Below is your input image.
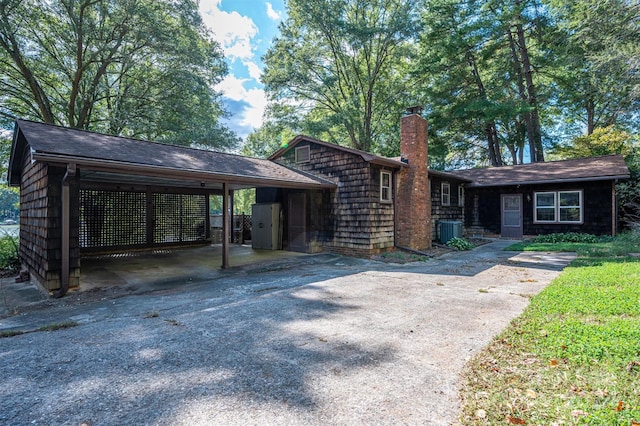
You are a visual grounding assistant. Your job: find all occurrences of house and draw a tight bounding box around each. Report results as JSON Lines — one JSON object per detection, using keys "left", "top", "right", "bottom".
{"left": 452, "top": 155, "right": 631, "bottom": 238}
{"left": 8, "top": 119, "right": 335, "bottom": 295}
{"left": 7, "top": 112, "right": 630, "bottom": 295}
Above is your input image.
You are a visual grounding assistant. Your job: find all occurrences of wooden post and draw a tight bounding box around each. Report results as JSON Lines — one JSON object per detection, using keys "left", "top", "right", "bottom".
{"left": 222, "top": 182, "right": 230, "bottom": 268}
{"left": 55, "top": 163, "right": 76, "bottom": 298}
{"left": 146, "top": 188, "right": 154, "bottom": 244}
{"left": 612, "top": 180, "right": 617, "bottom": 236}
{"left": 205, "top": 194, "right": 211, "bottom": 240}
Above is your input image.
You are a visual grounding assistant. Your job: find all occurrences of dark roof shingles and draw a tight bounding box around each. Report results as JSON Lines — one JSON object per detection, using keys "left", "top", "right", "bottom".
{"left": 452, "top": 155, "right": 630, "bottom": 187}
{"left": 16, "top": 120, "right": 335, "bottom": 187}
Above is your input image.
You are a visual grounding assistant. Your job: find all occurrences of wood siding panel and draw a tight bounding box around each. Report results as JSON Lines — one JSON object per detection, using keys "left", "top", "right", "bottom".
{"left": 466, "top": 181, "right": 616, "bottom": 236}
{"left": 19, "top": 158, "right": 80, "bottom": 291}
{"left": 430, "top": 176, "right": 465, "bottom": 241}
{"left": 272, "top": 141, "right": 395, "bottom": 254}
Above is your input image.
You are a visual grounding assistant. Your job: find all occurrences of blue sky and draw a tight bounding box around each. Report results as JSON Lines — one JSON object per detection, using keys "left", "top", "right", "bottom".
{"left": 198, "top": 0, "right": 286, "bottom": 140}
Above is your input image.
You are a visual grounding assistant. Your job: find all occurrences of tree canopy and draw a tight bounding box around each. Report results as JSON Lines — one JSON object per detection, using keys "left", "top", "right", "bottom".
{"left": 0, "top": 0, "right": 238, "bottom": 149}
{"left": 254, "top": 0, "right": 639, "bottom": 169}
{"left": 262, "top": 0, "right": 421, "bottom": 153}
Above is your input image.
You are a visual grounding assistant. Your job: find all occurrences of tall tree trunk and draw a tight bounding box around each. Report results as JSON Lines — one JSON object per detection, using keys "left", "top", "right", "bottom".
{"left": 507, "top": 27, "right": 536, "bottom": 163}
{"left": 586, "top": 98, "right": 595, "bottom": 135}
{"left": 514, "top": 2, "right": 544, "bottom": 162}
{"left": 0, "top": 5, "right": 55, "bottom": 124}
{"left": 467, "top": 51, "right": 503, "bottom": 166}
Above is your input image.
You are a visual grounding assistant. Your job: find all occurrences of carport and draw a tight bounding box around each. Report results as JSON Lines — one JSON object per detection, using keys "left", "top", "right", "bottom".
{"left": 8, "top": 120, "right": 335, "bottom": 296}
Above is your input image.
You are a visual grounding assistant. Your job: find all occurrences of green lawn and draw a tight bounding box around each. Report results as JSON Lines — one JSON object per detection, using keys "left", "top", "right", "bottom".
{"left": 459, "top": 233, "right": 640, "bottom": 425}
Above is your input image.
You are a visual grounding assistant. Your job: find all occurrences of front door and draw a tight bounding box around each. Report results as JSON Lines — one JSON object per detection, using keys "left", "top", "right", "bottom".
{"left": 501, "top": 194, "right": 523, "bottom": 238}
{"left": 288, "top": 192, "right": 307, "bottom": 252}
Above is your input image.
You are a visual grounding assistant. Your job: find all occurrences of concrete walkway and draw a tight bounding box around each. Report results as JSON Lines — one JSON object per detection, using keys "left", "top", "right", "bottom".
{"left": 0, "top": 241, "right": 575, "bottom": 425}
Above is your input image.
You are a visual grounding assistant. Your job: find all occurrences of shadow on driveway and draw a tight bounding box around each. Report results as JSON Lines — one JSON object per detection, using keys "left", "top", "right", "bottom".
{"left": 0, "top": 241, "right": 575, "bottom": 425}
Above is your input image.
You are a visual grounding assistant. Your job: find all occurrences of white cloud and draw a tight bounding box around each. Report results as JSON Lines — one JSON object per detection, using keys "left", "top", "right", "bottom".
{"left": 198, "top": 1, "right": 270, "bottom": 136}
{"left": 245, "top": 61, "right": 262, "bottom": 80}
{"left": 266, "top": 2, "right": 282, "bottom": 20}
{"left": 199, "top": 0, "right": 258, "bottom": 60}
{"left": 217, "top": 75, "right": 266, "bottom": 131}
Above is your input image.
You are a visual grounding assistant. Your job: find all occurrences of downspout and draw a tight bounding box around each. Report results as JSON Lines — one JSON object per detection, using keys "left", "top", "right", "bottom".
{"left": 393, "top": 169, "right": 398, "bottom": 248}
{"left": 53, "top": 163, "right": 76, "bottom": 298}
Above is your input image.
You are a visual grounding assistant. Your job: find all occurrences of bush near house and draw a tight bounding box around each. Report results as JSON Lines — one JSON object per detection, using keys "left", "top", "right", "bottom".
{"left": 459, "top": 232, "right": 640, "bottom": 425}
{"left": 0, "top": 235, "right": 19, "bottom": 272}
{"left": 446, "top": 237, "right": 475, "bottom": 251}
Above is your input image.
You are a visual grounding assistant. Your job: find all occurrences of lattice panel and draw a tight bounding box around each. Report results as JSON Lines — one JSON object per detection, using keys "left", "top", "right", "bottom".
{"left": 80, "top": 190, "right": 147, "bottom": 249}
{"left": 153, "top": 193, "right": 207, "bottom": 243}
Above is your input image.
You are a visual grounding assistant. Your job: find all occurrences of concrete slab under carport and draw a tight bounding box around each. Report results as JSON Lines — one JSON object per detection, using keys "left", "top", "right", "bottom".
{"left": 79, "top": 244, "right": 310, "bottom": 294}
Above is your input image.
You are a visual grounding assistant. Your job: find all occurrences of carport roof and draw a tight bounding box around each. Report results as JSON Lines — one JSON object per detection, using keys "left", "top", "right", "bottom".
{"left": 8, "top": 120, "right": 336, "bottom": 190}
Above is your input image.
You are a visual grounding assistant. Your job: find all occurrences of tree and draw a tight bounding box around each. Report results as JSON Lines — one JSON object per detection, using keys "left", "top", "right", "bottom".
{"left": 0, "top": 0, "right": 237, "bottom": 149}
{"left": 415, "top": 0, "right": 552, "bottom": 167}
{"left": 262, "top": 0, "right": 421, "bottom": 153}
{"left": 550, "top": 125, "right": 637, "bottom": 159}
{"left": 546, "top": 0, "right": 640, "bottom": 136}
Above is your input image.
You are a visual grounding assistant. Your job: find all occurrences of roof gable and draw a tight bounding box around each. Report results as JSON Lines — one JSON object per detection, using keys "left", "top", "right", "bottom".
{"left": 452, "top": 155, "right": 630, "bottom": 187}
{"left": 8, "top": 120, "right": 336, "bottom": 189}
{"left": 269, "top": 135, "right": 406, "bottom": 169}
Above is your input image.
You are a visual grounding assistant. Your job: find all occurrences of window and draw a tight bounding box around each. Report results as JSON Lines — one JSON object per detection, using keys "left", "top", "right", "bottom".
{"left": 534, "top": 190, "right": 582, "bottom": 223}
{"left": 441, "top": 182, "right": 450, "bottom": 206}
{"left": 458, "top": 185, "right": 464, "bottom": 207}
{"left": 380, "top": 171, "right": 392, "bottom": 203}
{"left": 295, "top": 145, "right": 310, "bottom": 163}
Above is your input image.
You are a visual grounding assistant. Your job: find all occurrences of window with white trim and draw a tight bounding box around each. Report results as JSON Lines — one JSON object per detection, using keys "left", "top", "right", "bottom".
{"left": 441, "top": 182, "right": 450, "bottom": 206}
{"left": 534, "top": 190, "right": 582, "bottom": 223}
{"left": 458, "top": 185, "right": 464, "bottom": 207}
{"left": 295, "top": 145, "right": 310, "bottom": 163}
{"left": 380, "top": 171, "right": 392, "bottom": 203}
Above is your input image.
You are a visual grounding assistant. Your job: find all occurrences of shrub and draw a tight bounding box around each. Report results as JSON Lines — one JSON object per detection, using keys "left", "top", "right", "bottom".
{"left": 447, "top": 237, "right": 475, "bottom": 251}
{"left": 0, "top": 235, "right": 19, "bottom": 271}
{"left": 532, "top": 232, "right": 599, "bottom": 244}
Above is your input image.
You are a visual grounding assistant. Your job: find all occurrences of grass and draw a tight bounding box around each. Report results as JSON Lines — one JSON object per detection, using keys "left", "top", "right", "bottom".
{"left": 460, "top": 233, "right": 640, "bottom": 425}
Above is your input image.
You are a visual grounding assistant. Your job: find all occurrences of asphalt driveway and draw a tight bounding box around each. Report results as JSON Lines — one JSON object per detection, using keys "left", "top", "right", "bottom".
{"left": 0, "top": 241, "right": 574, "bottom": 425}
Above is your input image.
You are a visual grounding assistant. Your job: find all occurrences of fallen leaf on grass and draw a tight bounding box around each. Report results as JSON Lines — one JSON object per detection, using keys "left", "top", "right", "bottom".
{"left": 630, "top": 421, "right": 639, "bottom": 426}
{"left": 615, "top": 401, "right": 625, "bottom": 412}
{"left": 525, "top": 389, "right": 537, "bottom": 399}
{"left": 549, "top": 359, "right": 559, "bottom": 367}
{"left": 506, "top": 415, "right": 526, "bottom": 424}
{"left": 475, "top": 409, "right": 487, "bottom": 419}
{"left": 571, "top": 409, "right": 589, "bottom": 418}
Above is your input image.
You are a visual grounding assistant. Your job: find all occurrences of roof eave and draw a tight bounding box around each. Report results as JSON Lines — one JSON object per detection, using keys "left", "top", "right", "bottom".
{"left": 466, "top": 174, "right": 631, "bottom": 188}
{"left": 32, "top": 152, "right": 337, "bottom": 190}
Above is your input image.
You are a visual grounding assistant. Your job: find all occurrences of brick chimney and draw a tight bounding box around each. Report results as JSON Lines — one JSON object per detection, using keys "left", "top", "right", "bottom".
{"left": 395, "top": 107, "right": 431, "bottom": 250}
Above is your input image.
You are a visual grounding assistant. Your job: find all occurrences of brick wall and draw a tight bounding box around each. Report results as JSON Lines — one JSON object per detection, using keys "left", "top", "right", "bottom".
{"left": 395, "top": 114, "right": 431, "bottom": 250}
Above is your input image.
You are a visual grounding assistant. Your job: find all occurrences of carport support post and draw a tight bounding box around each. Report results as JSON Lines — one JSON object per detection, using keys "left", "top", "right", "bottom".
{"left": 222, "top": 182, "right": 230, "bottom": 269}
{"left": 55, "top": 163, "right": 76, "bottom": 298}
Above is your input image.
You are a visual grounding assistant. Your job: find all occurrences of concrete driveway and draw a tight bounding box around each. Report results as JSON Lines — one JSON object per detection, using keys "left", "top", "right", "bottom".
{"left": 0, "top": 241, "right": 574, "bottom": 425}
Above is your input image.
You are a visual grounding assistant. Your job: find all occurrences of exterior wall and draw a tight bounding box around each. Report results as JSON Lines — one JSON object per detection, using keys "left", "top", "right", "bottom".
{"left": 270, "top": 140, "right": 395, "bottom": 255}
{"left": 19, "top": 156, "right": 80, "bottom": 291}
{"left": 465, "top": 180, "right": 616, "bottom": 236}
{"left": 395, "top": 114, "right": 431, "bottom": 250}
{"left": 430, "top": 176, "right": 465, "bottom": 241}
